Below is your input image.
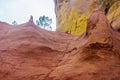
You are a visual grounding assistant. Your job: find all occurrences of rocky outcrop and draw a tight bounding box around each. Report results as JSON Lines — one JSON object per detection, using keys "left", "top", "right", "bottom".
{"left": 54, "top": 0, "right": 96, "bottom": 35}
{"left": 0, "top": 8, "right": 120, "bottom": 80}
{"left": 107, "top": 1, "right": 120, "bottom": 32}
{"left": 0, "top": 17, "right": 78, "bottom": 80}
{"left": 55, "top": 0, "right": 120, "bottom": 35}
{"left": 49, "top": 9, "right": 120, "bottom": 80}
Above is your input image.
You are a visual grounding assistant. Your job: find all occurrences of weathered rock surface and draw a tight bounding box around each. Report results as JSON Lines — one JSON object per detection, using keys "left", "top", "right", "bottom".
{"left": 0, "top": 17, "right": 78, "bottom": 80}
{"left": 54, "top": 0, "right": 96, "bottom": 35}
{"left": 107, "top": 1, "right": 120, "bottom": 32}
{"left": 55, "top": 0, "right": 120, "bottom": 35}
{"left": 0, "top": 9, "right": 120, "bottom": 80}
{"left": 49, "top": 9, "right": 120, "bottom": 80}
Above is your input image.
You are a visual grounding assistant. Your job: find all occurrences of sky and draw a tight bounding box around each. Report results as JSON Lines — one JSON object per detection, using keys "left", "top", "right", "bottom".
{"left": 0, "top": 0, "right": 56, "bottom": 30}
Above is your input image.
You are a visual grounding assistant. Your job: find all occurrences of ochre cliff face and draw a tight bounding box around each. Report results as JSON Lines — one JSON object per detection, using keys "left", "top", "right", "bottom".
{"left": 55, "top": 0, "right": 96, "bottom": 35}
{"left": 55, "top": 0, "right": 120, "bottom": 35}
{"left": 107, "top": 1, "right": 120, "bottom": 31}
{"left": 0, "top": 9, "right": 120, "bottom": 80}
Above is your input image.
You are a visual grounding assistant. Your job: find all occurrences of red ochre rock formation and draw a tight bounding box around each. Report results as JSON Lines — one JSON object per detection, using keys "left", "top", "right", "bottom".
{"left": 0, "top": 10, "right": 120, "bottom": 80}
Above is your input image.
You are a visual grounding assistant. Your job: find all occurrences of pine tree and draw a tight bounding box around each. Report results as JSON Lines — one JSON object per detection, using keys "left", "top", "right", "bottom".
{"left": 12, "top": 20, "right": 17, "bottom": 26}
{"left": 36, "top": 16, "right": 52, "bottom": 30}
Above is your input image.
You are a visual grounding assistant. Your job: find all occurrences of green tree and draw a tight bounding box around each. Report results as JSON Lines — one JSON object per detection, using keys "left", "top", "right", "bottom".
{"left": 12, "top": 20, "right": 17, "bottom": 26}
{"left": 36, "top": 16, "right": 52, "bottom": 30}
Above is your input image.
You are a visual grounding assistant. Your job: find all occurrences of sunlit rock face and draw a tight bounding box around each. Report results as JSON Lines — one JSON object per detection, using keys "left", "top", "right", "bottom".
{"left": 107, "top": 1, "right": 120, "bottom": 32}
{"left": 54, "top": 0, "right": 120, "bottom": 35}
{"left": 54, "top": 0, "right": 96, "bottom": 35}
{"left": 69, "top": 0, "right": 95, "bottom": 13}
